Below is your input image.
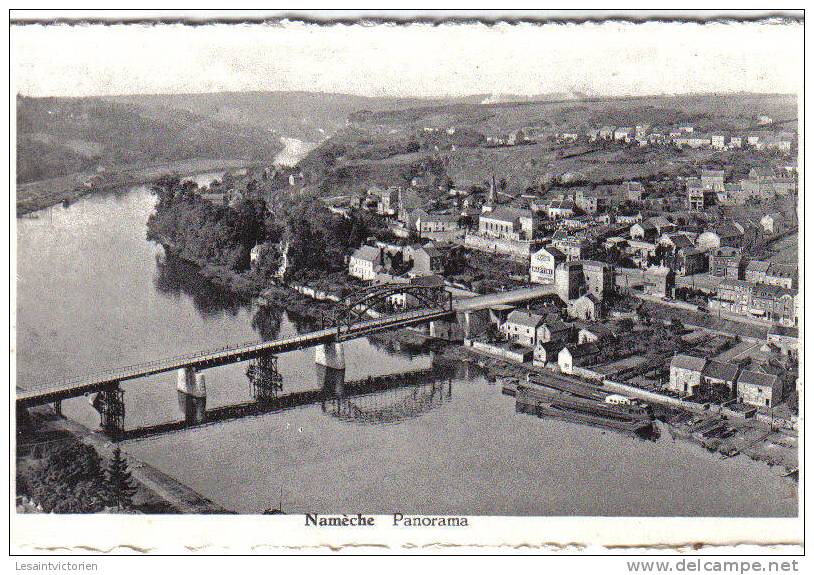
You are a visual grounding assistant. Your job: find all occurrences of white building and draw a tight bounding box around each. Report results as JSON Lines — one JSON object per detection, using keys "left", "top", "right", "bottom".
{"left": 530, "top": 246, "right": 565, "bottom": 284}
{"left": 348, "top": 246, "right": 383, "bottom": 281}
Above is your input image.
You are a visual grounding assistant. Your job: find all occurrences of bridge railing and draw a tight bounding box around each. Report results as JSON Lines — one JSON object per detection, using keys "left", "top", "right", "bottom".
{"left": 17, "top": 308, "right": 451, "bottom": 397}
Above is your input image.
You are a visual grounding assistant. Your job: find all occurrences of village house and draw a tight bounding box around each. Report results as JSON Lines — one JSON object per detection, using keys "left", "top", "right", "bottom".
{"left": 718, "top": 183, "right": 745, "bottom": 205}
{"left": 766, "top": 325, "right": 799, "bottom": 358}
{"left": 697, "top": 222, "right": 746, "bottom": 251}
{"left": 687, "top": 178, "right": 717, "bottom": 211}
{"left": 713, "top": 278, "right": 753, "bottom": 315}
{"left": 676, "top": 247, "right": 708, "bottom": 276}
{"left": 414, "top": 212, "right": 462, "bottom": 241}
{"left": 574, "top": 189, "right": 607, "bottom": 214}
{"left": 385, "top": 273, "right": 446, "bottom": 309}
{"left": 668, "top": 354, "right": 707, "bottom": 396}
{"left": 368, "top": 185, "right": 400, "bottom": 216}
{"left": 405, "top": 244, "right": 444, "bottom": 275}
{"left": 763, "top": 263, "right": 797, "bottom": 290}
{"left": 712, "top": 279, "right": 797, "bottom": 326}
{"left": 616, "top": 212, "right": 643, "bottom": 226}
{"left": 658, "top": 232, "right": 696, "bottom": 253}
{"left": 539, "top": 317, "right": 573, "bottom": 344}
{"left": 558, "top": 343, "right": 601, "bottom": 375}
{"left": 710, "top": 135, "right": 727, "bottom": 150}
{"left": 478, "top": 207, "right": 535, "bottom": 241}
{"left": 708, "top": 247, "right": 746, "bottom": 279}
{"left": 500, "top": 310, "right": 545, "bottom": 348}
{"left": 614, "top": 127, "right": 634, "bottom": 141}
{"left": 567, "top": 293, "right": 604, "bottom": 321}
{"left": 529, "top": 245, "right": 565, "bottom": 284}
{"left": 744, "top": 260, "right": 771, "bottom": 284}
{"left": 547, "top": 199, "right": 576, "bottom": 220}
{"left": 750, "top": 283, "right": 797, "bottom": 325}
{"left": 551, "top": 232, "right": 588, "bottom": 261}
{"left": 737, "top": 370, "right": 783, "bottom": 408}
{"left": 397, "top": 188, "right": 423, "bottom": 224}
{"left": 533, "top": 341, "right": 567, "bottom": 368}
{"left": 576, "top": 323, "right": 616, "bottom": 344}
{"left": 643, "top": 266, "right": 675, "bottom": 297}
{"left": 348, "top": 245, "right": 383, "bottom": 281}
{"left": 701, "top": 361, "right": 740, "bottom": 396}
{"left": 598, "top": 126, "right": 617, "bottom": 140}
{"left": 700, "top": 169, "right": 726, "bottom": 192}
{"left": 623, "top": 181, "right": 645, "bottom": 202}
{"left": 630, "top": 220, "right": 658, "bottom": 241}
{"left": 760, "top": 212, "right": 788, "bottom": 236}
{"left": 673, "top": 133, "right": 712, "bottom": 148}
{"left": 740, "top": 170, "right": 797, "bottom": 201}
{"left": 624, "top": 239, "right": 658, "bottom": 269}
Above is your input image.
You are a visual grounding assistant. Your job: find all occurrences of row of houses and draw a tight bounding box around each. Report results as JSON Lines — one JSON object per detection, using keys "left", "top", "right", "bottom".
{"left": 688, "top": 167, "right": 797, "bottom": 209}
{"left": 710, "top": 278, "right": 798, "bottom": 326}
{"left": 668, "top": 354, "right": 786, "bottom": 408}
{"left": 348, "top": 242, "right": 445, "bottom": 281}
{"left": 570, "top": 123, "right": 795, "bottom": 154}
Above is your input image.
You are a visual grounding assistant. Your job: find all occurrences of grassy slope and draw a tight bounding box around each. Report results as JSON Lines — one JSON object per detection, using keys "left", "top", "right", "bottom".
{"left": 299, "top": 93, "right": 797, "bottom": 196}
{"left": 16, "top": 96, "right": 284, "bottom": 184}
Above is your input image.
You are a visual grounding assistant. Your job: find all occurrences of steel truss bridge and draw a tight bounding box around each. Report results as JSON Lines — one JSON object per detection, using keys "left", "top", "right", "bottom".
{"left": 17, "top": 284, "right": 454, "bottom": 409}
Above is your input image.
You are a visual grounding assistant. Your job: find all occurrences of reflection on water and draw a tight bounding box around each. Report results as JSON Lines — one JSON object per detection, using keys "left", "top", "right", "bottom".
{"left": 124, "top": 363, "right": 455, "bottom": 441}
{"left": 17, "top": 182, "right": 798, "bottom": 517}
{"left": 153, "top": 252, "right": 249, "bottom": 318}
{"left": 324, "top": 379, "right": 453, "bottom": 426}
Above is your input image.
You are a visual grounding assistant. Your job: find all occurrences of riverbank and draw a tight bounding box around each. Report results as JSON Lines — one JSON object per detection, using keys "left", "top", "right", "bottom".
{"left": 442, "top": 342, "right": 798, "bottom": 476}
{"left": 17, "top": 407, "right": 229, "bottom": 514}
{"left": 16, "top": 158, "right": 259, "bottom": 216}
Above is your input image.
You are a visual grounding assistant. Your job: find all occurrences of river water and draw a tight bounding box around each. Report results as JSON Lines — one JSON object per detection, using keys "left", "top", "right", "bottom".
{"left": 15, "top": 176, "right": 797, "bottom": 516}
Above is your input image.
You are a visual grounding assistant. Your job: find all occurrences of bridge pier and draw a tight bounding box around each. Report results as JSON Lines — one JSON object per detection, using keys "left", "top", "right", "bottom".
{"left": 177, "top": 367, "right": 207, "bottom": 424}
{"left": 315, "top": 341, "right": 345, "bottom": 370}
{"left": 247, "top": 355, "right": 283, "bottom": 402}
{"left": 90, "top": 385, "right": 125, "bottom": 438}
{"left": 177, "top": 391, "right": 206, "bottom": 424}
{"left": 177, "top": 367, "right": 207, "bottom": 398}
{"left": 315, "top": 342, "right": 345, "bottom": 397}
{"left": 53, "top": 400, "right": 62, "bottom": 417}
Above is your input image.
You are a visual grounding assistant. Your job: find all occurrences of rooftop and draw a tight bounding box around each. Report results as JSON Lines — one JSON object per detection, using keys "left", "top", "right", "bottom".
{"left": 702, "top": 360, "right": 740, "bottom": 382}
{"left": 505, "top": 310, "right": 545, "bottom": 329}
{"left": 738, "top": 370, "right": 780, "bottom": 388}
{"left": 351, "top": 245, "right": 382, "bottom": 263}
{"left": 671, "top": 354, "right": 707, "bottom": 372}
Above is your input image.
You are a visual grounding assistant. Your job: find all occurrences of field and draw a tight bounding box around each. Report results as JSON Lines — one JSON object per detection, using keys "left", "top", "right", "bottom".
{"left": 299, "top": 92, "right": 797, "bottom": 198}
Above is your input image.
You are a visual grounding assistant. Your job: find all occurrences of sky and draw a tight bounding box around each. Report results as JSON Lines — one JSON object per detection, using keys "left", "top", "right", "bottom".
{"left": 11, "top": 19, "right": 803, "bottom": 98}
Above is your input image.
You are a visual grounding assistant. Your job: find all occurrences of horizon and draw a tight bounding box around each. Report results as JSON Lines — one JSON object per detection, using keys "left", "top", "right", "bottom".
{"left": 11, "top": 20, "right": 803, "bottom": 99}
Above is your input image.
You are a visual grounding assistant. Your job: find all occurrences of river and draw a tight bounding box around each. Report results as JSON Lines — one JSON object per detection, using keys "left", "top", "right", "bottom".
{"left": 15, "top": 177, "right": 797, "bottom": 517}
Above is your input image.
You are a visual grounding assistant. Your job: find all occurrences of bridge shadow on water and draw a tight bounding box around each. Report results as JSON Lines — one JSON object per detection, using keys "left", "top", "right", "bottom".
{"left": 119, "top": 363, "right": 461, "bottom": 442}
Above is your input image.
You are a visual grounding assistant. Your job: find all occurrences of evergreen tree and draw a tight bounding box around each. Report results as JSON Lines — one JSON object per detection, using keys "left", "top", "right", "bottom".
{"left": 107, "top": 447, "right": 136, "bottom": 511}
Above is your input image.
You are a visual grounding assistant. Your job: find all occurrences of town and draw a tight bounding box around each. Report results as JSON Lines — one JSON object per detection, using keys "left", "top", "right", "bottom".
{"left": 219, "top": 110, "right": 799, "bottom": 464}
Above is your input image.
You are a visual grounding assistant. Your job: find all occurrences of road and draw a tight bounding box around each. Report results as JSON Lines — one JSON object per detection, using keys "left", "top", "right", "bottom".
{"left": 453, "top": 285, "right": 557, "bottom": 310}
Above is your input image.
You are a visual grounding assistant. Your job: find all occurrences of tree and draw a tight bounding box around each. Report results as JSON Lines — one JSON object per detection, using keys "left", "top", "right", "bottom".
{"left": 107, "top": 447, "right": 137, "bottom": 511}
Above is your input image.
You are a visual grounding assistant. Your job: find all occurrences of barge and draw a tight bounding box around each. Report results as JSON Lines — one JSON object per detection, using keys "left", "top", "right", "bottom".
{"left": 514, "top": 385, "right": 654, "bottom": 436}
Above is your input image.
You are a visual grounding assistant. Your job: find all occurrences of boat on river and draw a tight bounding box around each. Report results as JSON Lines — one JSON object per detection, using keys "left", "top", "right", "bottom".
{"left": 514, "top": 385, "right": 654, "bottom": 436}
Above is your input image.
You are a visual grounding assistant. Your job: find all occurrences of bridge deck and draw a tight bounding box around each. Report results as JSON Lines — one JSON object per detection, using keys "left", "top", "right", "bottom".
{"left": 17, "top": 285, "right": 557, "bottom": 408}
{"left": 17, "top": 307, "right": 455, "bottom": 407}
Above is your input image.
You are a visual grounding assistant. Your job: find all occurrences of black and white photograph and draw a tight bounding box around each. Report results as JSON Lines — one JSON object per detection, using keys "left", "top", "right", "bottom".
{"left": 8, "top": 9, "right": 804, "bottom": 556}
